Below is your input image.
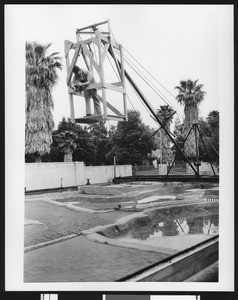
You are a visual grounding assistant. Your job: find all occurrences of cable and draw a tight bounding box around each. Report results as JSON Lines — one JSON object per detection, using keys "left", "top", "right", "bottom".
{"left": 103, "top": 44, "right": 138, "bottom": 114}
{"left": 129, "top": 80, "right": 159, "bottom": 128}
{"left": 119, "top": 55, "right": 160, "bottom": 113}
{"left": 100, "top": 35, "right": 146, "bottom": 118}
{"left": 104, "top": 45, "right": 121, "bottom": 81}
{"left": 110, "top": 27, "right": 163, "bottom": 116}
{"left": 123, "top": 48, "right": 185, "bottom": 117}
{"left": 114, "top": 48, "right": 185, "bottom": 120}
{"left": 124, "top": 47, "right": 177, "bottom": 99}
{"left": 99, "top": 25, "right": 219, "bottom": 155}
{"left": 123, "top": 53, "right": 172, "bottom": 104}
{"left": 126, "top": 94, "right": 137, "bottom": 112}
{"left": 99, "top": 25, "right": 184, "bottom": 124}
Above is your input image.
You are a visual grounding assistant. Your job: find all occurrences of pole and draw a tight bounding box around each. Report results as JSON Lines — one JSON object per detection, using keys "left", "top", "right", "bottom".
{"left": 122, "top": 66, "right": 199, "bottom": 176}
{"left": 166, "top": 157, "right": 176, "bottom": 176}
{"left": 107, "top": 47, "right": 199, "bottom": 176}
{"left": 119, "top": 44, "right": 128, "bottom": 120}
{"left": 194, "top": 123, "right": 200, "bottom": 175}
{"left": 160, "top": 130, "right": 163, "bottom": 164}
{"left": 114, "top": 156, "right": 116, "bottom": 178}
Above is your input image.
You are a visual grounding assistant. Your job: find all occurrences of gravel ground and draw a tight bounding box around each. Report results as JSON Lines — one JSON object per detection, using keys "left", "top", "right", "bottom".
{"left": 24, "top": 201, "right": 133, "bottom": 247}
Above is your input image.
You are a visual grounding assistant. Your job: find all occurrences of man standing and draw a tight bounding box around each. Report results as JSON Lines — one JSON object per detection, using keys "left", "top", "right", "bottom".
{"left": 71, "top": 65, "right": 101, "bottom": 116}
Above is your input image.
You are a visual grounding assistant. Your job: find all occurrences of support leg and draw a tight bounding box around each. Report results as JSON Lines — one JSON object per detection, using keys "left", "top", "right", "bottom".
{"left": 69, "top": 94, "right": 75, "bottom": 122}
{"left": 84, "top": 90, "right": 92, "bottom": 115}
{"left": 91, "top": 89, "right": 102, "bottom": 115}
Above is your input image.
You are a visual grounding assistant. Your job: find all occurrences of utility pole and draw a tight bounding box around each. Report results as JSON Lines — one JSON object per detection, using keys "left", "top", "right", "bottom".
{"left": 114, "top": 155, "right": 116, "bottom": 178}
{"left": 160, "top": 130, "right": 163, "bottom": 164}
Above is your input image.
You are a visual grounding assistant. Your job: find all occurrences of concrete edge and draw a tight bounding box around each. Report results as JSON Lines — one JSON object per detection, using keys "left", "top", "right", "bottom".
{"left": 41, "top": 199, "right": 115, "bottom": 214}
{"left": 86, "top": 232, "right": 176, "bottom": 255}
{"left": 81, "top": 200, "right": 219, "bottom": 235}
{"left": 124, "top": 237, "right": 219, "bottom": 282}
{"left": 81, "top": 211, "right": 146, "bottom": 235}
{"left": 184, "top": 260, "right": 219, "bottom": 282}
{"left": 135, "top": 198, "right": 202, "bottom": 210}
{"left": 24, "top": 234, "right": 79, "bottom": 253}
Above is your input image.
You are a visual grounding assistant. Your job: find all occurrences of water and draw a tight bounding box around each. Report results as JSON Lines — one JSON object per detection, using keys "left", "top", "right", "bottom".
{"left": 116, "top": 214, "right": 219, "bottom": 242}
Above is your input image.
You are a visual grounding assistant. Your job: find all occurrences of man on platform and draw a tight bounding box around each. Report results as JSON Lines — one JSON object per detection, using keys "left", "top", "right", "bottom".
{"left": 72, "top": 65, "right": 101, "bottom": 116}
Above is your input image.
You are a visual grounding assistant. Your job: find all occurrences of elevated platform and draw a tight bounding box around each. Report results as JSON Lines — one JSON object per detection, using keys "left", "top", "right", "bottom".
{"left": 75, "top": 114, "right": 126, "bottom": 124}
{"left": 75, "top": 115, "right": 102, "bottom": 124}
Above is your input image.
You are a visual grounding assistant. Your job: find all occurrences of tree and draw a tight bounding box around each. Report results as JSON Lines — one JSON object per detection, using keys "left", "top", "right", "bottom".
{"left": 106, "top": 110, "right": 156, "bottom": 165}
{"left": 175, "top": 79, "right": 206, "bottom": 159}
{"left": 156, "top": 105, "right": 175, "bottom": 164}
{"left": 52, "top": 118, "right": 97, "bottom": 165}
{"left": 199, "top": 110, "right": 219, "bottom": 163}
{"left": 54, "top": 130, "right": 78, "bottom": 162}
{"left": 25, "top": 42, "right": 62, "bottom": 162}
{"left": 207, "top": 110, "right": 219, "bottom": 131}
{"left": 172, "top": 117, "right": 185, "bottom": 162}
{"left": 88, "top": 122, "right": 109, "bottom": 165}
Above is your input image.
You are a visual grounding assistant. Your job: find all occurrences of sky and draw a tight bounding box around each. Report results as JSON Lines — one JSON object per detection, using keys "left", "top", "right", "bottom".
{"left": 6, "top": 4, "right": 232, "bottom": 130}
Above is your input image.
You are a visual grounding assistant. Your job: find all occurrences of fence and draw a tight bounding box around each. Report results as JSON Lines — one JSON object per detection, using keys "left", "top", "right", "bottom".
{"left": 186, "top": 162, "right": 219, "bottom": 176}
{"left": 25, "top": 162, "right": 132, "bottom": 192}
{"left": 133, "top": 164, "right": 168, "bottom": 176}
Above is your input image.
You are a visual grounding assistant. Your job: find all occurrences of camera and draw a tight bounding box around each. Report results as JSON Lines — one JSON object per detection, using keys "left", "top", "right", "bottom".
{"left": 73, "top": 84, "right": 83, "bottom": 92}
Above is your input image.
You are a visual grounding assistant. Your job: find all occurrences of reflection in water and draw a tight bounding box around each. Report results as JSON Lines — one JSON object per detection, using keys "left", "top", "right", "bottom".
{"left": 128, "top": 215, "right": 218, "bottom": 240}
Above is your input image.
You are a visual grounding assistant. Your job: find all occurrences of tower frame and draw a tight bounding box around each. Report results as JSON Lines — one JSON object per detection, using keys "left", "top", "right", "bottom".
{"left": 64, "top": 20, "right": 128, "bottom": 124}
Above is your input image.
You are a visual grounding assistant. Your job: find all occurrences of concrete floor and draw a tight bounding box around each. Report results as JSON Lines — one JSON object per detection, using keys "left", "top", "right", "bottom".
{"left": 24, "top": 184, "right": 219, "bottom": 282}
{"left": 24, "top": 235, "right": 169, "bottom": 282}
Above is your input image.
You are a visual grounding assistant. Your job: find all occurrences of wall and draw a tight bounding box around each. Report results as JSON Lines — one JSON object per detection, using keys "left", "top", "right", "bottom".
{"left": 25, "top": 162, "right": 132, "bottom": 191}
{"left": 158, "top": 164, "right": 167, "bottom": 175}
{"left": 186, "top": 162, "right": 219, "bottom": 176}
{"left": 84, "top": 165, "right": 131, "bottom": 184}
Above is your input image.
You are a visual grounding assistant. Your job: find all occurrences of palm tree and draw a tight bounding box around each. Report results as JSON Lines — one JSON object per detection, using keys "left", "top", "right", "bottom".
{"left": 25, "top": 42, "right": 62, "bottom": 162}
{"left": 156, "top": 105, "right": 175, "bottom": 164}
{"left": 54, "top": 130, "right": 78, "bottom": 162}
{"left": 175, "top": 79, "right": 206, "bottom": 159}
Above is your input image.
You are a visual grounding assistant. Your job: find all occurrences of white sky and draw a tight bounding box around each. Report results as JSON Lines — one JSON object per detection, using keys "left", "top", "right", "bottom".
{"left": 7, "top": 4, "right": 231, "bottom": 129}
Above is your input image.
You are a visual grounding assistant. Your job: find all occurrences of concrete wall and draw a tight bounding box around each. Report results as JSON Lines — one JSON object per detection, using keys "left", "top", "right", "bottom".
{"left": 158, "top": 164, "right": 167, "bottom": 175}
{"left": 25, "top": 162, "right": 132, "bottom": 191}
{"left": 186, "top": 162, "right": 219, "bottom": 176}
{"left": 84, "top": 165, "right": 132, "bottom": 185}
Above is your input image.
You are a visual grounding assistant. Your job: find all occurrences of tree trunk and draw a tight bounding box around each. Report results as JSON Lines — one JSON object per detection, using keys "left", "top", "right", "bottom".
{"left": 64, "top": 152, "right": 73, "bottom": 162}
{"left": 183, "top": 105, "right": 199, "bottom": 160}
{"left": 161, "top": 126, "right": 173, "bottom": 164}
{"left": 34, "top": 152, "right": 42, "bottom": 163}
{"left": 184, "top": 132, "right": 197, "bottom": 159}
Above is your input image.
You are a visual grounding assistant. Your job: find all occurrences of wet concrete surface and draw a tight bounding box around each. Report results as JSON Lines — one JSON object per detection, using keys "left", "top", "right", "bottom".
{"left": 24, "top": 235, "right": 169, "bottom": 282}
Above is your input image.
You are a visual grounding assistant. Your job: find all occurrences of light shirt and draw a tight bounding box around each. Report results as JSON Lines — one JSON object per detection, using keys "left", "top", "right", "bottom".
{"left": 72, "top": 69, "right": 95, "bottom": 86}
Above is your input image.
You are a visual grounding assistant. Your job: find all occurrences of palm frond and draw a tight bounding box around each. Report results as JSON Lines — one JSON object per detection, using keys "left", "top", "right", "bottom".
{"left": 25, "top": 41, "right": 62, "bottom": 157}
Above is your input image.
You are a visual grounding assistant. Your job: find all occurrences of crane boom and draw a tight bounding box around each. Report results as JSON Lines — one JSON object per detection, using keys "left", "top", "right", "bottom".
{"left": 124, "top": 69, "right": 199, "bottom": 176}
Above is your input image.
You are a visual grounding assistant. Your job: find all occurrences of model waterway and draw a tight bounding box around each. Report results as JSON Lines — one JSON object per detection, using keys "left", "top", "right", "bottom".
{"left": 115, "top": 214, "right": 218, "bottom": 243}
